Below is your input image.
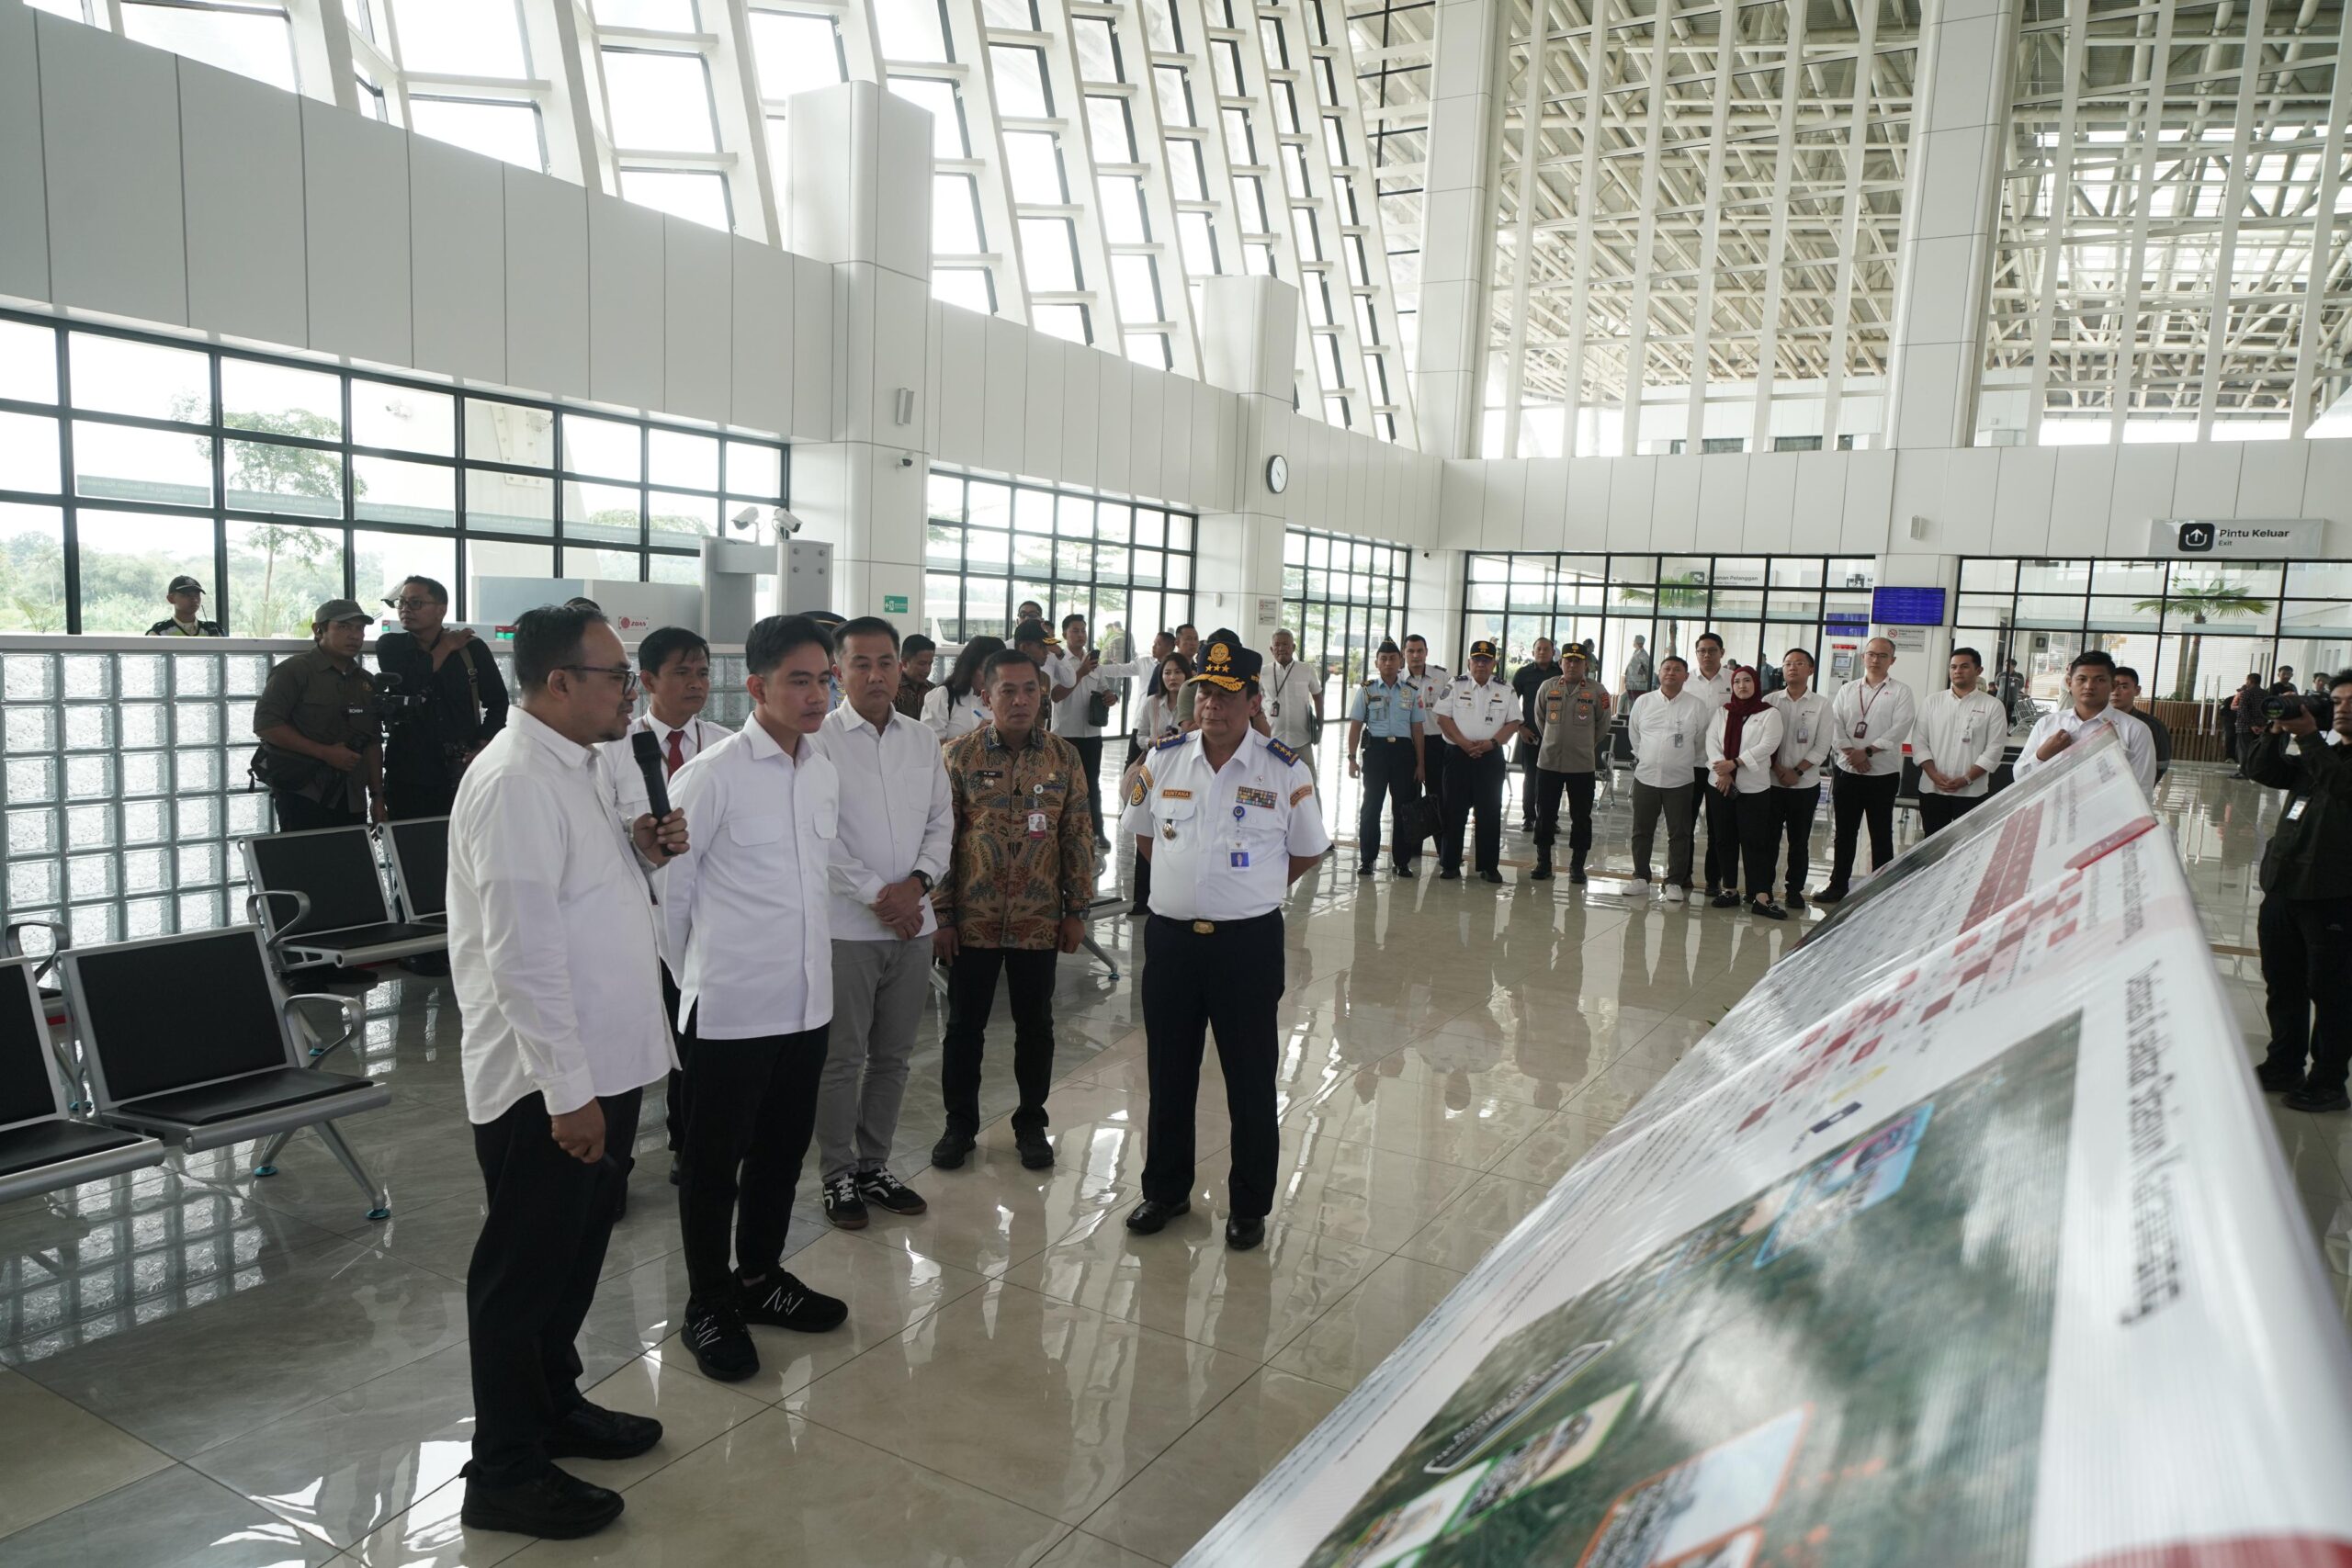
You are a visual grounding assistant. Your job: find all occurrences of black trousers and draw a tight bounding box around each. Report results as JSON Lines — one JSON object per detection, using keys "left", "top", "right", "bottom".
{"left": 1916, "top": 791, "right": 1985, "bottom": 837}
{"left": 272, "top": 791, "right": 364, "bottom": 832}
{"left": 469, "top": 1086, "right": 643, "bottom": 1484}
{"left": 385, "top": 740, "right": 458, "bottom": 819}
{"left": 1357, "top": 739, "right": 1419, "bottom": 870}
{"left": 1827, "top": 769, "right": 1900, "bottom": 891}
{"left": 1141, "top": 911, "right": 1283, "bottom": 1217}
{"left": 1733, "top": 789, "right": 1779, "bottom": 896}
{"left": 1771, "top": 784, "right": 1820, "bottom": 896}
{"left": 1532, "top": 769, "right": 1596, "bottom": 860}
{"left": 676, "top": 1018, "right": 826, "bottom": 1303}
{"left": 1518, "top": 739, "right": 1541, "bottom": 824}
{"left": 941, "top": 944, "right": 1059, "bottom": 1135}
{"left": 1442, "top": 744, "right": 1507, "bottom": 873}
{"left": 1694, "top": 768, "right": 1739, "bottom": 892}
{"left": 660, "top": 968, "right": 686, "bottom": 1153}
{"left": 1419, "top": 736, "right": 1452, "bottom": 858}
{"left": 1069, "top": 737, "right": 1105, "bottom": 834}
{"left": 2261, "top": 895, "right": 2352, "bottom": 1095}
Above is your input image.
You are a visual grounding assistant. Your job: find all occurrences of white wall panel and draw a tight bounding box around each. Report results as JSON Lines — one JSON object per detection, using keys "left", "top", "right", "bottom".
{"left": 1756, "top": 453, "right": 1809, "bottom": 555}
{"left": 1693, "top": 456, "right": 1748, "bottom": 553}
{"left": 2043, "top": 446, "right": 2118, "bottom": 554}
{"left": 1566, "top": 457, "right": 1609, "bottom": 548}
{"left": 0, "top": 2, "right": 47, "bottom": 303}
{"left": 1157, "top": 370, "right": 1193, "bottom": 507}
{"left": 406, "top": 135, "right": 503, "bottom": 387}
{"left": 1190, "top": 378, "right": 1224, "bottom": 508}
{"left": 1438, "top": 459, "right": 1483, "bottom": 550}
{"left": 585, "top": 194, "right": 664, "bottom": 411}
{"left": 1989, "top": 446, "right": 2057, "bottom": 556}
{"left": 2303, "top": 441, "right": 2352, "bottom": 532}
{"left": 1840, "top": 451, "right": 1898, "bottom": 556}
{"left": 1650, "top": 456, "right": 1702, "bottom": 552}
{"left": 2104, "top": 444, "right": 2178, "bottom": 552}
{"left": 1888, "top": 449, "right": 1951, "bottom": 551}
{"left": 1605, "top": 457, "right": 1656, "bottom": 552}
{"left": 1058, "top": 341, "right": 1098, "bottom": 493}
{"left": 1094, "top": 354, "right": 1132, "bottom": 495}
{"left": 1524, "top": 458, "right": 1568, "bottom": 552}
{"left": 789, "top": 253, "right": 834, "bottom": 443}
{"left": 1479, "top": 458, "right": 1525, "bottom": 550}
{"left": 730, "top": 236, "right": 794, "bottom": 436}
{"left": 2235, "top": 444, "right": 2309, "bottom": 520}
{"left": 2171, "top": 443, "right": 2245, "bottom": 520}
{"left": 1023, "top": 328, "right": 1065, "bottom": 481}
{"left": 980, "top": 315, "right": 1027, "bottom": 478}
{"left": 1127, "top": 365, "right": 1164, "bottom": 502}
{"left": 302, "top": 101, "right": 411, "bottom": 367}
{"left": 663, "top": 216, "right": 733, "bottom": 425}
{"left": 40, "top": 13, "right": 185, "bottom": 325}
{"left": 503, "top": 170, "right": 589, "bottom": 401}
{"left": 934, "top": 304, "right": 987, "bottom": 467}
{"left": 870, "top": 267, "right": 930, "bottom": 451}
{"left": 923, "top": 299, "right": 943, "bottom": 449}
{"left": 179, "top": 62, "right": 307, "bottom": 352}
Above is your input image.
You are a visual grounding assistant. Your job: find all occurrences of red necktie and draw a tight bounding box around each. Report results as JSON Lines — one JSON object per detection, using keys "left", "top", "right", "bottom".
{"left": 665, "top": 728, "right": 684, "bottom": 778}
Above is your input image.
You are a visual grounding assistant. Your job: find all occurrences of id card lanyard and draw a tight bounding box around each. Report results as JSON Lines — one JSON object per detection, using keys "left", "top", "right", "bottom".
{"left": 1230, "top": 803, "right": 1250, "bottom": 868}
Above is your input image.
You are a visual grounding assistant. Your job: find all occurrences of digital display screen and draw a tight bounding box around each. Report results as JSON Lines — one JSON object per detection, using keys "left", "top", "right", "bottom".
{"left": 1871, "top": 586, "right": 1948, "bottom": 626}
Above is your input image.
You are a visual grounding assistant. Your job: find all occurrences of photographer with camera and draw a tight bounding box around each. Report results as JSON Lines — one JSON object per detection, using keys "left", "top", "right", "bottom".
{"left": 2245, "top": 671, "right": 2352, "bottom": 1113}
{"left": 251, "top": 599, "right": 386, "bottom": 830}
{"left": 373, "top": 575, "right": 511, "bottom": 820}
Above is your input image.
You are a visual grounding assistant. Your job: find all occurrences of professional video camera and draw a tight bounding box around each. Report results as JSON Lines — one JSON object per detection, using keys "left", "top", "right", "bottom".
{"left": 372, "top": 671, "right": 428, "bottom": 721}
{"left": 2261, "top": 690, "right": 2323, "bottom": 727}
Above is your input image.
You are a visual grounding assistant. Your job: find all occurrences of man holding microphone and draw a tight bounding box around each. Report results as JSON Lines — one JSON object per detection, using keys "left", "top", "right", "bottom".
{"left": 448, "top": 604, "right": 686, "bottom": 1540}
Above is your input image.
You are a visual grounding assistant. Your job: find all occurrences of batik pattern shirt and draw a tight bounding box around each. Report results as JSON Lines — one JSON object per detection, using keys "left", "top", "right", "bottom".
{"left": 935, "top": 726, "right": 1097, "bottom": 949}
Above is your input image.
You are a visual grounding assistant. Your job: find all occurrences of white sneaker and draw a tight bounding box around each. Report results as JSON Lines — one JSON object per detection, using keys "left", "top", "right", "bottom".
{"left": 1662, "top": 885, "right": 1687, "bottom": 905}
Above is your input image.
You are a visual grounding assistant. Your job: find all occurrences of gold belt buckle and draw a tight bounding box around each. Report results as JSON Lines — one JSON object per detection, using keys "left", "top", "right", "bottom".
{"left": 1191, "top": 919, "right": 1216, "bottom": 935}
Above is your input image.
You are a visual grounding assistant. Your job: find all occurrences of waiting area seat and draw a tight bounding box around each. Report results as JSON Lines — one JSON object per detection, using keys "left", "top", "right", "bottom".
{"left": 241, "top": 824, "right": 447, "bottom": 970}
{"left": 60, "top": 927, "right": 393, "bottom": 1221}
{"left": 381, "top": 816, "right": 450, "bottom": 926}
{"left": 0, "top": 955, "right": 165, "bottom": 1206}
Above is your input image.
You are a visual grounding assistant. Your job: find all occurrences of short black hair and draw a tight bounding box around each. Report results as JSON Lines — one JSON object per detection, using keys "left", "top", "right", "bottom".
{"left": 1785, "top": 647, "right": 1815, "bottom": 665}
{"left": 1951, "top": 646, "right": 1983, "bottom": 668}
{"left": 514, "top": 604, "right": 607, "bottom": 692}
{"left": 1695, "top": 630, "right": 1724, "bottom": 652}
{"left": 746, "top": 614, "right": 833, "bottom": 678}
{"left": 2331, "top": 670, "right": 2352, "bottom": 690}
{"left": 1404, "top": 632, "right": 1427, "bottom": 646}
{"left": 1660, "top": 655, "right": 1689, "bottom": 672}
{"left": 982, "top": 648, "right": 1042, "bottom": 688}
{"left": 400, "top": 574, "right": 449, "bottom": 605}
{"left": 1176, "top": 622, "right": 1198, "bottom": 637}
{"left": 2067, "top": 649, "right": 2116, "bottom": 676}
{"left": 903, "top": 633, "right": 936, "bottom": 657}
{"left": 637, "top": 625, "right": 709, "bottom": 677}
{"left": 1061, "top": 613, "right": 1086, "bottom": 632}
{"left": 835, "top": 615, "right": 899, "bottom": 652}
{"left": 2112, "top": 664, "right": 2140, "bottom": 683}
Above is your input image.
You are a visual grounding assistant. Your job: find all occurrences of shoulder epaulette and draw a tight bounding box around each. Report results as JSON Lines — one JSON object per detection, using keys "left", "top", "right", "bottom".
{"left": 1153, "top": 732, "right": 1189, "bottom": 752}
{"left": 1451, "top": 672, "right": 1472, "bottom": 683}
{"left": 1266, "top": 736, "right": 1303, "bottom": 766}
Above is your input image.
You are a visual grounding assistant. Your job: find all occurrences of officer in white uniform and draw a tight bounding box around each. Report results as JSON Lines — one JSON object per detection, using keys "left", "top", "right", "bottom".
{"left": 1119, "top": 630, "right": 1330, "bottom": 1252}
{"left": 1682, "top": 632, "right": 1736, "bottom": 897}
{"left": 1402, "top": 634, "right": 1451, "bottom": 869}
{"left": 1433, "top": 638, "right": 1524, "bottom": 883}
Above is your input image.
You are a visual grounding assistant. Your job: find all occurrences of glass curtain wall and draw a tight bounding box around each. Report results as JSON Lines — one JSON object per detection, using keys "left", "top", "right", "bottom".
{"left": 0, "top": 312, "right": 787, "bottom": 635}
{"left": 1348, "top": 0, "right": 1434, "bottom": 378}
{"left": 1281, "top": 525, "right": 1411, "bottom": 732}
{"left": 1461, "top": 552, "right": 1880, "bottom": 687}
{"left": 1956, "top": 558, "right": 2352, "bottom": 705}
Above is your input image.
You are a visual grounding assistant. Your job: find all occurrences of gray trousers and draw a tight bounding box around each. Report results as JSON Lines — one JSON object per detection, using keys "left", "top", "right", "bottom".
{"left": 815, "top": 937, "right": 932, "bottom": 1182}
{"left": 1630, "top": 780, "right": 1696, "bottom": 887}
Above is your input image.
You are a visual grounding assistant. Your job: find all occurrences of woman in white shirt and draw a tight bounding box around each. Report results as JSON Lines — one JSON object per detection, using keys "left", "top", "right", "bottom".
{"left": 922, "top": 637, "right": 1001, "bottom": 742}
{"left": 1705, "top": 667, "right": 1789, "bottom": 919}
{"left": 1117, "top": 651, "right": 1193, "bottom": 918}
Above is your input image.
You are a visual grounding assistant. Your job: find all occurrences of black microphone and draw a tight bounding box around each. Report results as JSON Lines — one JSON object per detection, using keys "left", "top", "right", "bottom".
{"left": 630, "top": 729, "right": 673, "bottom": 823}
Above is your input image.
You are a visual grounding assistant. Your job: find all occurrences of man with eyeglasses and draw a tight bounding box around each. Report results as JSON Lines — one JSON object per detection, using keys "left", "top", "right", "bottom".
{"left": 374, "top": 575, "right": 511, "bottom": 821}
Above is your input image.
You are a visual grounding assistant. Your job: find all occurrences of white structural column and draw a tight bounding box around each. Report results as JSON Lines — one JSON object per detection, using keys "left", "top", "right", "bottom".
{"left": 1883, "top": 0, "right": 2015, "bottom": 450}
{"left": 1198, "top": 274, "right": 1303, "bottom": 649}
{"left": 785, "top": 82, "right": 935, "bottom": 621}
{"left": 1412, "top": 0, "right": 1499, "bottom": 458}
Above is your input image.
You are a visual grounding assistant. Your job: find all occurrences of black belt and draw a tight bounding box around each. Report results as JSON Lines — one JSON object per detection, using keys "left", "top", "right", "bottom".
{"left": 1364, "top": 735, "right": 1412, "bottom": 744}
{"left": 1150, "top": 911, "right": 1280, "bottom": 936}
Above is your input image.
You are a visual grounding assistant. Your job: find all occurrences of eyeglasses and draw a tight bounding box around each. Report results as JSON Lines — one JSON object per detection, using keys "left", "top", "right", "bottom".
{"left": 560, "top": 664, "right": 641, "bottom": 694}
{"left": 386, "top": 597, "right": 442, "bottom": 612}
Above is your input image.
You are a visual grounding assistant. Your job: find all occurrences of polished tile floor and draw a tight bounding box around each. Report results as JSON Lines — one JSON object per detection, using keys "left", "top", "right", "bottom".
{"left": 0, "top": 759, "right": 2339, "bottom": 1566}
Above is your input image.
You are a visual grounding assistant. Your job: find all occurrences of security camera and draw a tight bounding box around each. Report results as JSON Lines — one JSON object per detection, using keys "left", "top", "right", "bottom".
{"left": 775, "top": 507, "right": 806, "bottom": 537}
{"left": 898, "top": 455, "right": 916, "bottom": 468}
{"left": 729, "top": 505, "right": 760, "bottom": 533}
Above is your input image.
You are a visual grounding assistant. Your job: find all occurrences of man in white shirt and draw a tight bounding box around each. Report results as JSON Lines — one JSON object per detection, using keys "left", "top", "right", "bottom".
{"left": 600, "top": 625, "right": 718, "bottom": 1181}
{"left": 448, "top": 604, "right": 687, "bottom": 1540}
{"left": 1914, "top": 646, "right": 2011, "bottom": 836}
{"left": 1403, "top": 633, "right": 1452, "bottom": 867}
{"left": 1683, "top": 632, "right": 1736, "bottom": 897}
{"left": 2013, "top": 649, "right": 2158, "bottom": 794}
{"left": 1262, "top": 628, "right": 1324, "bottom": 784}
{"left": 1625, "top": 656, "right": 1713, "bottom": 901}
{"left": 1435, "top": 639, "right": 1525, "bottom": 883}
{"left": 1763, "top": 648, "right": 1833, "bottom": 907}
{"left": 808, "top": 618, "right": 954, "bottom": 1232}
{"left": 662, "top": 615, "right": 853, "bottom": 1385}
{"left": 1818, "top": 637, "right": 1917, "bottom": 903}
{"left": 1052, "top": 612, "right": 1153, "bottom": 849}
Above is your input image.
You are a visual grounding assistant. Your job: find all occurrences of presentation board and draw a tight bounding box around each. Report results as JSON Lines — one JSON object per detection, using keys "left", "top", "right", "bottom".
{"left": 1188, "top": 727, "right": 2352, "bottom": 1568}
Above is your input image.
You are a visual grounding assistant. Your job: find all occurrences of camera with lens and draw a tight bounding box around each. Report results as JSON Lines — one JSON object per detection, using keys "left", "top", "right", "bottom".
{"left": 372, "top": 671, "right": 428, "bottom": 721}
{"left": 2262, "top": 691, "right": 2322, "bottom": 727}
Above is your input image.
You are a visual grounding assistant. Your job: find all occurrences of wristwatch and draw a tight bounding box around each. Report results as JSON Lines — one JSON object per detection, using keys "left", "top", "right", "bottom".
{"left": 911, "top": 870, "right": 933, "bottom": 894}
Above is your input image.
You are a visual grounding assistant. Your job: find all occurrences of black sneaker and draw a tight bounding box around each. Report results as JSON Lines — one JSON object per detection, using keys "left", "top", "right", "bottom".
{"left": 2256, "top": 1058, "right": 2307, "bottom": 1094}
{"left": 1711, "top": 892, "right": 1740, "bottom": 909}
{"left": 1392, "top": 863, "right": 1415, "bottom": 879}
{"left": 739, "top": 1270, "right": 848, "bottom": 1333}
{"left": 854, "top": 1167, "right": 927, "bottom": 1215}
{"left": 1014, "top": 1128, "right": 1054, "bottom": 1169}
{"left": 460, "top": 1463, "right": 624, "bottom": 1539}
{"left": 1358, "top": 863, "right": 1375, "bottom": 878}
{"left": 822, "top": 1172, "right": 869, "bottom": 1230}
{"left": 1814, "top": 886, "right": 1848, "bottom": 904}
{"left": 933, "top": 1128, "right": 976, "bottom": 1169}
{"left": 682, "top": 1296, "right": 758, "bottom": 1382}
{"left": 1438, "top": 866, "right": 1462, "bottom": 882}
{"left": 2286, "top": 1085, "right": 2352, "bottom": 1114}
{"left": 545, "top": 1401, "right": 663, "bottom": 1462}
{"left": 1480, "top": 868, "right": 1503, "bottom": 884}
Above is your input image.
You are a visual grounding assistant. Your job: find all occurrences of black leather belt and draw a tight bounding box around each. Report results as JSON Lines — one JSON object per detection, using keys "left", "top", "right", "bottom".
{"left": 1365, "top": 735, "right": 1412, "bottom": 743}
{"left": 1150, "top": 911, "right": 1280, "bottom": 936}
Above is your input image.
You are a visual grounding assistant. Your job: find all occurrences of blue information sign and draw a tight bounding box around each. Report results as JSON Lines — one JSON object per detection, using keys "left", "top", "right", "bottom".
{"left": 1871, "top": 585, "right": 1948, "bottom": 626}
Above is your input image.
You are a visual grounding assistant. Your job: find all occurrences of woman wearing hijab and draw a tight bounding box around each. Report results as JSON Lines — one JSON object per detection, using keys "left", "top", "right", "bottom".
{"left": 922, "top": 637, "right": 1004, "bottom": 741}
{"left": 1705, "top": 666, "right": 1788, "bottom": 919}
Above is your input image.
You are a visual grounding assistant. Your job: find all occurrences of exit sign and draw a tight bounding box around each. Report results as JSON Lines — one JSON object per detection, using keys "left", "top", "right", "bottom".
{"left": 883, "top": 594, "right": 909, "bottom": 614}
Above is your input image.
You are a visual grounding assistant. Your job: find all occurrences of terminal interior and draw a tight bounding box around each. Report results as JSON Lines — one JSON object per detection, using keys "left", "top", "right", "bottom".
{"left": 0, "top": 0, "right": 2349, "bottom": 1562}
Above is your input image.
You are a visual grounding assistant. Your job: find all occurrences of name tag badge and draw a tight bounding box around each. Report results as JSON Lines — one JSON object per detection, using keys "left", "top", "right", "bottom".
{"left": 2287, "top": 797, "right": 2308, "bottom": 821}
{"left": 1229, "top": 851, "right": 1250, "bottom": 867}
{"left": 1797, "top": 724, "right": 1812, "bottom": 744}
{"left": 1027, "top": 810, "right": 1048, "bottom": 839}
{"left": 1672, "top": 729, "right": 1685, "bottom": 750}
{"left": 1270, "top": 702, "right": 1280, "bottom": 717}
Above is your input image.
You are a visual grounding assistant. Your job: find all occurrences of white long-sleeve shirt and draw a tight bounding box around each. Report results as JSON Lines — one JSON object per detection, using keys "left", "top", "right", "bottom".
{"left": 922, "top": 682, "right": 989, "bottom": 742}
{"left": 1684, "top": 665, "right": 1733, "bottom": 715}
{"left": 1706, "top": 706, "right": 1786, "bottom": 794}
{"left": 1050, "top": 650, "right": 1152, "bottom": 738}
{"left": 1625, "top": 689, "right": 1715, "bottom": 789}
{"left": 1261, "top": 658, "right": 1322, "bottom": 750}
{"left": 448, "top": 707, "right": 673, "bottom": 1124}
{"left": 1763, "top": 688, "right": 1833, "bottom": 784}
{"left": 1914, "top": 688, "right": 2010, "bottom": 798}
{"left": 2012, "top": 705, "right": 2158, "bottom": 795}
{"left": 1828, "top": 675, "right": 1917, "bottom": 776}
{"left": 808, "top": 702, "right": 954, "bottom": 942}
{"left": 661, "top": 718, "right": 839, "bottom": 1039}
{"left": 601, "top": 710, "right": 726, "bottom": 827}
{"left": 1133, "top": 689, "right": 1184, "bottom": 751}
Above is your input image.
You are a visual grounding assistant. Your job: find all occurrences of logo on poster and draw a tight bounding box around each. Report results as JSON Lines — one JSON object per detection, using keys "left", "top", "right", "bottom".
{"left": 2177, "top": 523, "right": 2215, "bottom": 553}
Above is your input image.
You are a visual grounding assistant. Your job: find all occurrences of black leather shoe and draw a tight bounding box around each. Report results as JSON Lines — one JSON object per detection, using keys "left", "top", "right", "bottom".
{"left": 2287, "top": 1085, "right": 2351, "bottom": 1114}
{"left": 1438, "top": 866, "right": 1462, "bottom": 881}
{"left": 1568, "top": 862, "right": 1587, "bottom": 885}
{"left": 1785, "top": 891, "right": 1808, "bottom": 909}
{"left": 1358, "top": 863, "right": 1375, "bottom": 878}
{"left": 1125, "top": 1197, "right": 1191, "bottom": 1234}
{"left": 1392, "top": 863, "right": 1415, "bottom": 879}
{"left": 2256, "top": 1058, "right": 2307, "bottom": 1094}
{"left": 667, "top": 1156, "right": 683, "bottom": 1187}
{"left": 1015, "top": 1128, "right": 1055, "bottom": 1169}
{"left": 1814, "top": 886, "right": 1848, "bottom": 904}
{"left": 932, "top": 1129, "right": 976, "bottom": 1169}
{"left": 1225, "top": 1214, "right": 1266, "bottom": 1251}
{"left": 1480, "top": 868, "right": 1504, "bottom": 884}
{"left": 546, "top": 1401, "right": 663, "bottom": 1461}
{"left": 460, "top": 1464, "right": 624, "bottom": 1540}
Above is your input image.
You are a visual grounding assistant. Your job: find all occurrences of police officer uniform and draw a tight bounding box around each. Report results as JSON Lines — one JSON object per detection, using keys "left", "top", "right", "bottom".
{"left": 1347, "top": 637, "right": 1423, "bottom": 876}
{"left": 1434, "top": 640, "right": 1521, "bottom": 883}
{"left": 1119, "top": 632, "right": 1330, "bottom": 1250}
